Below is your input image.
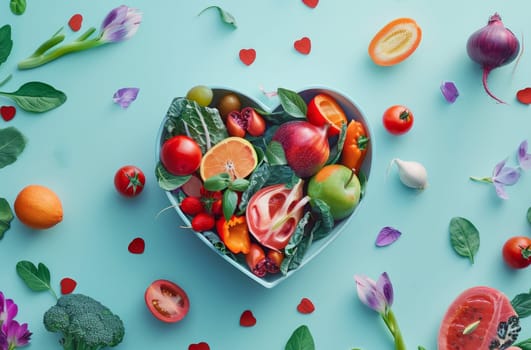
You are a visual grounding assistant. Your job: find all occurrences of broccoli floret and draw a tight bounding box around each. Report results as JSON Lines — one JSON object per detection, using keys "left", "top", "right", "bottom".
{"left": 43, "top": 293, "right": 125, "bottom": 350}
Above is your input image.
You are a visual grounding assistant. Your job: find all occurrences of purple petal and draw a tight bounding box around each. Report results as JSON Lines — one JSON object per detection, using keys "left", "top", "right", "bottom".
{"left": 518, "top": 140, "right": 531, "bottom": 170}
{"left": 375, "top": 226, "right": 402, "bottom": 247}
{"left": 354, "top": 275, "right": 386, "bottom": 314}
{"left": 440, "top": 81, "right": 459, "bottom": 103}
{"left": 492, "top": 159, "right": 507, "bottom": 177}
{"left": 113, "top": 87, "right": 139, "bottom": 108}
{"left": 101, "top": 5, "right": 142, "bottom": 42}
{"left": 493, "top": 182, "right": 509, "bottom": 200}
{"left": 493, "top": 166, "right": 521, "bottom": 185}
{"left": 5, "top": 320, "right": 32, "bottom": 347}
{"left": 376, "top": 272, "right": 394, "bottom": 307}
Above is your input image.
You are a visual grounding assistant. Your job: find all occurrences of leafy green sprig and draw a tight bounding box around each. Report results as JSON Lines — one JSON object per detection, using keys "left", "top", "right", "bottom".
{"left": 203, "top": 173, "right": 249, "bottom": 220}
{"left": 16, "top": 260, "right": 58, "bottom": 300}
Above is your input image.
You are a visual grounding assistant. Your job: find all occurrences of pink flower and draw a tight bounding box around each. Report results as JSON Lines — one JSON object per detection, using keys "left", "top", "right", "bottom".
{"left": 354, "top": 272, "right": 393, "bottom": 314}
{"left": 5, "top": 320, "right": 31, "bottom": 348}
{"left": 100, "top": 5, "right": 142, "bottom": 43}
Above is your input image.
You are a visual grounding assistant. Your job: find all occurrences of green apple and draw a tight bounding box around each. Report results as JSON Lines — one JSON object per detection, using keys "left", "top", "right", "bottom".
{"left": 307, "top": 164, "right": 361, "bottom": 220}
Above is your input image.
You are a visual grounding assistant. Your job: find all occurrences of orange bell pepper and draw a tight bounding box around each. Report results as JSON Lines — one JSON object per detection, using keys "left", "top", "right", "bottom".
{"left": 216, "top": 216, "right": 251, "bottom": 254}
{"left": 340, "top": 120, "right": 369, "bottom": 173}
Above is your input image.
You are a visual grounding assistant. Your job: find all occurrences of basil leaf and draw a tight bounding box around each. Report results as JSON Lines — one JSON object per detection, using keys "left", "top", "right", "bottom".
{"left": 155, "top": 162, "right": 191, "bottom": 191}
{"left": 277, "top": 88, "right": 307, "bottom": 119}
{"left": 449, "top": 217, "right": 480, "bottom": 264}
{"left": 0, "top": 126, "right": 27, "bottom": 169}
{"left": 265, "top": 140, "right": 287, "bottom": 165}
{"left": 0, "top": 25, "right": 13, "bottom": 66}
{"left": 203, "top": 173, "right": 230, "bottom": 191}
{"left": 222, "top": 189, "right": 238, "bottom": 221}
{"left": 515, "top": 338, "right": 531, "bottom": 350}
{"left": 10, "top": 0, "right": 26, "bottom": 15}
{"left": 230, "top": 178, "right": 249, "bottom": 192}
{"left": 0, "top": 82, "right": 67, "bottom": 113}
{"left": 527, "top": 207, "right": 531, "bottom": 224}
{"left": 285, "top": 325, "right": 315, "bottom": 350}
{"left": 0, "top": 198, "right": 14, "bottom": 239}
{"left": 198, "top": 6, "right": 237, "bottom": 28}
{"left": 16, "top": 260, "right": 53, "bottom": 292}
{"left": 511, "top": 290, "right": 531, "bottom": 318}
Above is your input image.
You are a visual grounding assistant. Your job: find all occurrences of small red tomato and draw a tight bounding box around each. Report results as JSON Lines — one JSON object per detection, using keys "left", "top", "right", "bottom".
{"left": 114, "top": 165, "right": 145, "bottom": 197}
{"left": 179, "top": 196, "right": 204, "bottom": 216}
{"left": 160, "top": 135, "right": 202, "bottom": 176}
{"left": 191, "top": 212, "right": 215, "bottom": 232}
{"left": 382, "top": 105, "right": 414, "bottom": 135}
{"left": 145, "top": 279, "right": 190, "bottom": 323}
{"left": 502, "top": 236, "right": 531, "bottom": 269}
{"left": 245, "top": 243, "right": 267, "bottom": 277}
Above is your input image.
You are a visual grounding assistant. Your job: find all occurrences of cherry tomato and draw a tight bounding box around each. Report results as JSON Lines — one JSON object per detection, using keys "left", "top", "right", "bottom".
{"left": 144, "top": 279, "right": 190, "bottom": 323}
{"left": 306, "top": 93, "right": 348, "bottom": 136}
{"left": 502, "top": 236, "right": 531, "bottom": 269}
{"left": 160, "top": 135, "right": 202, "bottom": 176}
{"left": 382, "top": 105, "right": 414, "bottom": 135}
{"left": 114, "top": 165, "right": 145, "bottom": 197}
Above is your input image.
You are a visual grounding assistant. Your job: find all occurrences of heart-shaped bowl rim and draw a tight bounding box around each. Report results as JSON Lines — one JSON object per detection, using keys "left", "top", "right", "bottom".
{"left": 155, "top": 86, "right": 373, "bottom": 288}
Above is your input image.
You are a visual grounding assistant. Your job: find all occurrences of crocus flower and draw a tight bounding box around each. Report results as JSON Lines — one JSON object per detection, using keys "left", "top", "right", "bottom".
{"left": 100, "top": 5, "right": 142, "bottom": 43}
{"left": 0, "top": 331, "right": 8, "bottom": 350}
{"left": 113, "top": 87, "right": 139, "bottom": 108}
{"left": 5, "top": 320, "right": 31, "bottom": 349}
{"left": 518, "top": 140, "right": 531, "bottom": 170}
{"left": 470, "top": 158, "right": 521, "bottom": 199}
{"left": 0, "top": 293, "right": 17, "bottom": 332}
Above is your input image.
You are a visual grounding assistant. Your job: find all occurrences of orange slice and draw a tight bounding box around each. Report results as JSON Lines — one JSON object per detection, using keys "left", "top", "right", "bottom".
{"left": 199, "top": 137, "right": 258, "bottom": 181}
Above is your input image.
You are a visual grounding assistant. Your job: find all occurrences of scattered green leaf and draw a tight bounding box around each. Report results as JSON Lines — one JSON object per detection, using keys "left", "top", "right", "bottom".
{"left": 0, "top": 198, "right": 14, "bottom": 239}
{"left": 198, "top": 6, "right": 237, "bottom": 28}
{"left": 449, "top": 217, "right": 480, "bottom": 264}
{"left": 285, "top": 325, "right": 315, "bottom": 350}
{"left": 527, "top": 206, "right": 531, "bottom": 224}
{"left": 16, "top": 260, "right": 58, "bottom": 299}
{"left": 0, "top": 126, "right": 27, "bottom": 169}
{"left": 418, "top": 347, "right": 427, "bottom": 350}
{"left": 515, "top": 337, "right": 531, "bottom": 350}
{"left": 511, "top": 289, "right": 531, "bottom": 318}
{"left": 0, "top": 81, "right": 67, "bottom": 113}
{"left": 10, "top": 0, "right": 26, "bottom": 15}
{"left": 0, "top": 25, "right": 13, "bottom": 66}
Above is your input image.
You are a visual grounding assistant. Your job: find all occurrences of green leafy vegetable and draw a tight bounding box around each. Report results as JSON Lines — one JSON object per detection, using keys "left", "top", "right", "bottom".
{"left": 198, "top": 6, "right": 237, "bottom": 28}
{"left": 16, "top": 260, "right": 58, "bottom": 299}
{"left": 203, "top": 173, "right": 250, "bottom": 219}
{"left": 449, "top": 217, "right": 480, "bottom": 264}
{"left": 265, "top": 140, "right": 287, "bottom": 165}
{"left": 0, "top": 198, "right": 14, "bottom": 239}
{"left": 10, "top": 0, "right": 26, "bottom": 15}
{"left": 0, "top": 82, "right": 67, "bottom": 113}
{"left": 515, "top": 338, "right": 531, "bottom": 350}
{"left": 277, "top": 88, "right": 308, "bottom": 119}
{"left": 0, "top": 25, "right": 13, "bottom": 65}
{"left": 0, "top": 126, "right": 27, "bottom": 169}
{"left": 285, "top": 325, "right": 315, "bottom": 350}
{"left": 527, "top": 206, "right": 531, "bottom": 224}
{"left": 155, "top": 162, "right": 190, "bottom": 191}
{"left": 310, "top": 198, "right": 334, "bottom": 240}
{"left": 418, "top": 347, "right": 427, "bottom": 350}
{"left": 281, "top": 212, "right": 312, "bottom": 274}
{"left": 511, "top": 289, "right": 531, "bottom": 318}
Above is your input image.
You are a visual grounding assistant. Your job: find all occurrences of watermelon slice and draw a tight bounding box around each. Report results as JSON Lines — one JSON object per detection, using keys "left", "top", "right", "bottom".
{"left": 438, "top": 286, "right": 521, "bottom": 350}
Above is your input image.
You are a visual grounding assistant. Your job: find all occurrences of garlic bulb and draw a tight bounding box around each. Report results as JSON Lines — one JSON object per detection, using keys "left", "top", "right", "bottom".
{"left": 390, "top": 158, "right": 428, "bottom": 189}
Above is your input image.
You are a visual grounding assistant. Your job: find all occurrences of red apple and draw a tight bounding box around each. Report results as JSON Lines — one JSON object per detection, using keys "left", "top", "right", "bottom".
{"left": 272, "top": 121, "right": 329, "bottom": 178}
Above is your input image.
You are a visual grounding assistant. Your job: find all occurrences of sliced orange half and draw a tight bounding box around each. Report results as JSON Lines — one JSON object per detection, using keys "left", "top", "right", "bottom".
{"left": 200, "top": 137, "right": 258, "bottom": 181}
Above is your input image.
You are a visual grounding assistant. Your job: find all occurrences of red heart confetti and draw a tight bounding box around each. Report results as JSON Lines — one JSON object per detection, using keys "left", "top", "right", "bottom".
{"left": 297, "top": 297, "right": 315, "bottom": 314}
{"left": 516, "top": 87, "right": 531, "bottom": 104}
{"left": 68, "top": 13, "right": 83, "bottom": 32}
{"left": 1, "top": 106, "right": 16, "bottom": 121}
{"left": 60, "top": 277, "right": 77, "bottom": 294}
{"left": 302, "top": 0, "right": 319, "bottom": 8}
{"left": 188, "top": 342, "right": 210, "bottom": 350}
{"left": 239, "top": 48, "right": 256, "bottom": 66}
{"left": 294, "top": 37, "right": 312, "bottom": 55}
{"left": 128, "top": 237, "right": 145, "bottom": 254}
{"left": 239, "top": 309, "right": 256, "bottom": 327}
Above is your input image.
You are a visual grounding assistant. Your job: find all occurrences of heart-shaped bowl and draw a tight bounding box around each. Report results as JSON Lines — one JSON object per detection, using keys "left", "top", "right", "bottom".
{"left": 155, "top": 87, "right": 372, "bottom": 288}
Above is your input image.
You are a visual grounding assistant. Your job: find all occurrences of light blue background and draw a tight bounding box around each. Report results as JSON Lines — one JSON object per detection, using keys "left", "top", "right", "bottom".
{"left": 0, "top": 0, "right": 530, "bottom": 349}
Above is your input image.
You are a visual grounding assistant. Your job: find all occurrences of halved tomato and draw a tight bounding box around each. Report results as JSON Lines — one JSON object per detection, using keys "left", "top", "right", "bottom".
{"left": 306, "top": 94, "right": 348, "bottom": 136}
{"left": 368, "top": 17, "right": 422, "bottom": 66}
{"left": 144, "top": 279, "right": 190, "bottom": 323}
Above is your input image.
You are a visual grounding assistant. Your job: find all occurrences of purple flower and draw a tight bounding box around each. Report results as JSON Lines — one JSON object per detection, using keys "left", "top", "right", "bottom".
{"left": 113, "top": 87, "right": 139, "bottom": 108}
{"left": 491, "top": 159, "right": 521, "bottom": 199}
{"left": 518, "top": 140, "right": 531, "bottom": 170}
{"left": 0, "top": 331, "right": 7, "bottom": 350}
{"left": 375, "top": 227, "right": 402, "bottom": 247}
{"left": 0, "top": 292, "right": 17, "bottom": 333}
{"left": 5, "top": 320, "right": 31, "bottom": 348}
{"left": 354, "top": 272, "right": 393, "bottom": 315}
{"left": 440, "top": 81, "right": 459, "bottom": 103}
{"left": 100, "top": 5, "right": 142, "bottom": 43}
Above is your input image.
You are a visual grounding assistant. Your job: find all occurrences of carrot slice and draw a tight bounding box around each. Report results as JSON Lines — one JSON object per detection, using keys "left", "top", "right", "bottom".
{"left": 368, "top": 17, "right": 422, "bottom": 66}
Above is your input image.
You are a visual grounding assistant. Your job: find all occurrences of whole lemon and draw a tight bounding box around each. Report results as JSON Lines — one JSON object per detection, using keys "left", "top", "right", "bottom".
{"left": 14, "top": 185, "right": 63, "bottom": 229}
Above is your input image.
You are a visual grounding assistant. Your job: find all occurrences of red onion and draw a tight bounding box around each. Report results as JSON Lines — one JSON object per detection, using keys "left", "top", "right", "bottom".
{"left": 466, "top": 13, "right": 520, "bottom": 103}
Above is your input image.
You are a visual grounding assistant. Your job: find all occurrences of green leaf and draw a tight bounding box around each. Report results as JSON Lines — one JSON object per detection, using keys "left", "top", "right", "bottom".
{"left": 223, "top": 189, "right": 238, "bottom": 221}
{"left": 285, "top": 325, "right": 315, "bottom": 350}
{"left": 277, "top": 88, "right": 307, "bottom": 119}
{"left": 0, "top": 25, "right": 13, "bottom": 66}
{"left": 0, "top": 82, "right": 67, "bottom": 113}
{"left": 10, "top": 0, "right": 27, "bottom": 15}
{"left": 515, "top": 338, "right": 531, "bottom": 350}
{"left": 310, "top": 198, "right": 334, "bottom": 240}
{"left": 265, "top": 140, "right": 287, "bottom": 165}
{"left": 203, "top": 173, "right": 230, "bottom": 191}
{"left": 418, "top": 347, "right": 427, "bottom": 350}
{"left": 0, "top": 126, "right": 27, "bottom": 169}
{"left": 449, "top": 217, "right": 480, "bottom": 264}
{"left": 198, "top": 6, "right": 237, "bottom": 28}
{"left": 511, "top": 289, "right": 531, "bottom": 318}
{"left": 527, "top": 207, "right": 531, "bottom": 225}
{"left": 230, "top": 178, "right": 249, "bottom": 192}
{"left": 326, "top": 122, "right": 347, "bottom": 165}
{"left": 0, "top": 198, "right": 14, "bottom": 239}
{"left": 16, "top": 260, "right": 54, "bottom": 292}
{"left": 155, "top": 162, "right": 191, "bottom": 191}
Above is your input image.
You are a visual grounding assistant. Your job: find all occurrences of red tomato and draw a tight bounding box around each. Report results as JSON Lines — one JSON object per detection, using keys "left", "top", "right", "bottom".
{"left": 160, "top": 135, "right": 202, "bottom": 176}
{"left": 144, "top": 279, "right": 190, "bottom": 323}
{"left": 382, "top": 105, "right": 414, "bottom": 135}
{"left": 306, "top": 93, "right": 348, "bottom": 136}
{"left": 502, "top": 236, "right": 531, "bottom": 269}
{"left": 114, "top": 165, "right": 145, "bottom": 197}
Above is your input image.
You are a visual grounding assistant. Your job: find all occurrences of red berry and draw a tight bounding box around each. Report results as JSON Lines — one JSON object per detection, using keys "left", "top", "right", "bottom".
{"left": 191, "top": 212, "right": 215, "bottom": 232}
{"left": 180, "top": 196, "right": 204, "bottom": 216}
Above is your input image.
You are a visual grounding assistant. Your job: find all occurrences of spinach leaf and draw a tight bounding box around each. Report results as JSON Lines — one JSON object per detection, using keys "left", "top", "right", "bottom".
{"left": 326, "top": 122, "right": 347, "bottom": 165}
{"left": 0, "top": 25, "right": 13, "bottom": 66}
{"left": 0, "top": 82, "right": 67, "bottom": 113}
{"left": 515, "top": 338, "right": 531, "bottom": 350}
{"left": 449, "top": 217, "right": 480, "bottom": 264}
{"left": 198, "top": 6, "right": 237, "bottom": 28}
{"left": 418, "top": 347, "right": 427, "bottom": 350}
{"left": 0, "top": 198, "right": 14, "bottom": 239}
{"left": 281, "top": 212, "right": 312, "bottom": 274}
{"left": 277, "top": 88, "right": 307, "bottom": 119}
{"left": 155, "top": 162, "right": 190, "bottom": 191}
{"left": 10, "top": 0, "right": 26, "bottom": 15}
{"left": 265, "top": 140, "right": 287, "bottom": 165}
{"left": 0, "top": 126, "right": 27, "bottom": 169}
{"left": 310, "top": 199, "right": 334, "bottom": 240}
{"left": 511, "top": 289, "right": 531, "bottom": 318}
{"left": 527, "top": 207, "right": 531, "bottom": 224}
{"left": 285, "top": 325, "right": 315, "bottom": 350}
{"left": 16, "top": 260, "right": 57, "bottom": 298}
